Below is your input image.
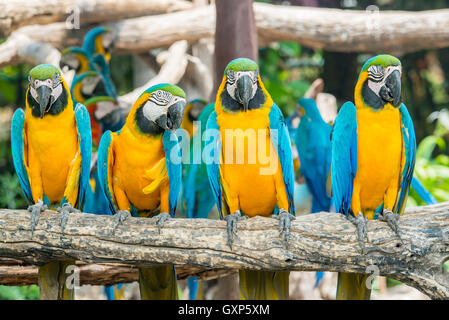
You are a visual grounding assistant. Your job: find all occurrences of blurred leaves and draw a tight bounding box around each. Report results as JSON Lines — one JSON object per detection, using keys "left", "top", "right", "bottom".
{"left": 409, "top": 111, "right": 449, "bottom": 206}
{"left": 259, "top": 42, "right": 322, "bottom": 116}
{"left": 0, "top": 285, "right": 39, "bottom": 300}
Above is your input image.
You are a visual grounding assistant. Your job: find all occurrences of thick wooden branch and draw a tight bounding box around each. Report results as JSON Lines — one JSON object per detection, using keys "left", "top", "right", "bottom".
{"left": 2, "top": 3, "right": 449, "bottom": 68}
{"left": 0, "top": 0, "right": 193, "bottom": 37}
{"left": 0, "top": 258, "right": 236, "bottom": 286}
{"left": 0, "top": 203, "right": 448, "bottom": 299}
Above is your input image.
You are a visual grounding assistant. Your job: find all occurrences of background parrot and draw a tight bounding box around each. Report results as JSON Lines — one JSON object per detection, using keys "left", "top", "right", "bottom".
{"left": 294, "top": 97, "right": 332, "bottom": 287}
{"left": 11, "top": 64, "right": 91, "bottom": 299}
{"left": 182, "top": 102, "right": 216, "bottom": 300}
{"left": 82, "top": 27, "right": 114, "bottom": 64}
{"left": 295, "top": 97, "right": 332, "bottom": 214}
{"left": 61, "top": 27, "right": 124, "bottom": 299}
{"left": 331, "top": 54, "right": 416, "bottom": 300}
{"left": 206, "top": 58, "right": 295, "bottom": 300}
{"left": 97, "top": 83, "right": 185, "bottom": 300}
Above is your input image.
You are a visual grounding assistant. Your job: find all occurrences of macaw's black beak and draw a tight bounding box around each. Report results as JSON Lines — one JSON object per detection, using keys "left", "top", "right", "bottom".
{"left": 236, "top": 75, "right": 252, "bottom": 112}
{"left": 155, "top": 100, "right": 185, "bottom": 131}
{"left": 36, "top": 85, "right": 52, "bottom": 118}
{"left": 380, "top": 70, "right": 402, "bottom": 107}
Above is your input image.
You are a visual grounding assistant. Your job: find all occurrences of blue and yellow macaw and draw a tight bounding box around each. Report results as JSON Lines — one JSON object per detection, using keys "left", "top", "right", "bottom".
{"left": 205, "top": 58, "right": 295, "bottom": 300}
{"left": 181, "top": 102, "right": 216, "bottom": 300}
{"left": 82, "top": 27, "right": 114, "bottom": 63}
{"left": 295, "top": 97, "right": 332, "bottom": 213}
{"left": 71, "top": 70, "right": 114, "bottom": 105}
{"left": 331, "top": 54, "right": 416, "bottom": 300}
{"left": 11, "top": 64, "right": 91, "bottom": 299}
{"left": 97, "top": 83, "right": 185, "bottom": 300}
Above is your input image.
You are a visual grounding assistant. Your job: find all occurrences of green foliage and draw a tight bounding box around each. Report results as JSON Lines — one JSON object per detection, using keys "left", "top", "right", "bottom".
{"left": 0, "top": 285, "right": 39, "bottom": 300}
{"left": 408, "top": 109, "right": 449, "bottom": 206}
{"left": 259, "top": 42, "right": 322, "bottom": 116}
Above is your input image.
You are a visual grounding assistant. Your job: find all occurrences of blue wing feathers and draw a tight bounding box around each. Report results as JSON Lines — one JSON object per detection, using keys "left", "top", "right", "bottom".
{"left": 97, "top": 130, "right": 116, "bottom": 214}
{"left": 74, "top": 103, "right": 92, "bottom": 210}
{"left": 268, "top": 103, "right": 295, "bottom": 216}
{"left": 331, "top": 102, "right": 358, "bottom": 216}
{"left": 396, "top": 103, "right": 416, "bottom": 213}
{"left": 205, "top": 111, "right": 223, "bottom": 219}
{"left": 163, "top": 131, "right": 182, "bottom": 217}
{"left": 11, "top": 108, "right": 33, "bottom": 203}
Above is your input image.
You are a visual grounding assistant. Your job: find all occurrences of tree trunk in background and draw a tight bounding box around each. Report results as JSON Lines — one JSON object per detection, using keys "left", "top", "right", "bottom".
{"left": 211, "top": 0, "right": 258, "bottom": 101}
{"left": 322, "top": 51, "right": 358, "bottom": 104}
{"left": 210, "top": 0, "right": 258, "bottom": 299}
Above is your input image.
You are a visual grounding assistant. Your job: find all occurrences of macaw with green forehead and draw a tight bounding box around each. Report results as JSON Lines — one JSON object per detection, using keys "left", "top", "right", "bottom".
{"left": 331, "top": 54, "right": 416, "bottom": 300}
{"left": 206, "top": 58, "right": 295, "bottom": 300}
{"left": 11, "top": 64, "right": 91, "bottom": 299}
{"left": 97, "top": 83, "right": 185, "bottom": 300}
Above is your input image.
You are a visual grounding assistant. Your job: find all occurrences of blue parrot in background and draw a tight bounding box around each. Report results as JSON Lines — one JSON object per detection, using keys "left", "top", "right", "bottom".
{"left": 294, "top": 97, "right": 332, "bottom": 287}
{"left": 295, "top": 98, "right": 332, "bottom": 214}
{"left": 181, "top": 102, "right": 217, "bottom": 300}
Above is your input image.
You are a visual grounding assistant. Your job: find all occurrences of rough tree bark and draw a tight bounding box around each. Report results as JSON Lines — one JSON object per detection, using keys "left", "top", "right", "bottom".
{"left": 0, "top": 0, "right": 193, "bottom": 37}
{"left": 0, "top": 203, "right": 447, "bottom": 299}
{"left": 0, "top": 258, "right": 236, "bottom": 286}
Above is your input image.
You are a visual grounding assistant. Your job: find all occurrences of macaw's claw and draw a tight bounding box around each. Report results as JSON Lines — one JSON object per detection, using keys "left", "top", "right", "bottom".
{"left": 347, "top": 213, "right": 369, "bottom": 254}
{"left": 379, "top": 209, "right": 402, "bottom": 241}
{"left": 57, "top": 202, "right": 80, "bottom": 235}
{"left": 224, "top": 210, "right": 246, "bottom": 250}
{"left": 154, "top": 212, "right": 171, "bottom": 234}
{"left": 273, "top": 209, "right": 296, "bottom": 249}
{"left": 112, "top": 210, "right": 131, "bottom": 234}
{"left": 27, "top": 199, "right": 48, "bottom": 234}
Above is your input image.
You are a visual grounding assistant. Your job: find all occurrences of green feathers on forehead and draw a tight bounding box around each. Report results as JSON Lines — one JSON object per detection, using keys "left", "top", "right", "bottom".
{"left": 142, "top": 83, "right": 186, "bottom": 98}
{"left": 225, "top": 58, "right": 259, "bottom": 74}
{"left": 361, "top": 54, "right": 401, "bottom": 72}
{"left": 29, "top": 64, "right": 60, "bottom": 80}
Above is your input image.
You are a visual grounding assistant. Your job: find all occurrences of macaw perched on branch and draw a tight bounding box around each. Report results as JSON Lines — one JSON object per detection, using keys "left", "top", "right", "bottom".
{"left": 11, "top": 64, "right": 91, "bottom": 299}
{"left": 97, "top": 83, "right": 185, "bottom": 300}
{"left": 331, "top": 54, "right": 416, "bottom": 300}
{"left": 206, "top": 58, "right": 295, "bottom": 300}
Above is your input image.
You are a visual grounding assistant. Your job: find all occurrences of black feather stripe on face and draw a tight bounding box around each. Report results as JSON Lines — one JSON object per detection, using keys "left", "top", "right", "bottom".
{"left": 27, "top": 85, "right": 68, "bottom": 117}
{"left": 361, "top": 80, "right": 384, "bottom": 110}
{"left": 220, "top": 83, "right": 266, "bottom": 112}
{"left": 134, "top": 103, "right": 164, "bottom": 135}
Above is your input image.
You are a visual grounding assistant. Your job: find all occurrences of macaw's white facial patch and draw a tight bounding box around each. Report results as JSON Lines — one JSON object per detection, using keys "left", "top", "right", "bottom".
{"left": 102, "top": 32, "right": 114, "bottom": 51}
{"left": 29, "top": 76, "right": 63, "bottom": 103}
{"left": 81, "top": 75, "right": 100, "bottom": 95}
{"left": 95, "top": 100, "right": 117, "bottom": 119}
{"left": 226, "top": 70, "right": 258, "bottom": 101}
{"left": 61, "top": 53, "right": 80, "bottom": 72}
{"left": 142, "top": 90, "right": 186, "bottom": 122}
{"left": 367, "top": 65, "right": 402, "bottom": 96}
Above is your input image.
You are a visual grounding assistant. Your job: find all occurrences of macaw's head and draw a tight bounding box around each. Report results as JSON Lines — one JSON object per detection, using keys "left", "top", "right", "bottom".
{"left": 220, "top": 58, "right": 266, "bottom": 112}
{"left": 60, "top": 47, "right": 89, "bottom": 75}
{"left": 27, "top": 64, "right": 69, "bottom": 118}
{"left": 134, "top": 83, "right": 186, "bottom": 135}
{"left": 83, "top": 27, "right": 114, "bottom": 62}
{"left": 72, "top": 70, "right": 109, "bottom": 104}
{"left": 356, "top": 54, "right": 402, "bottom": 110}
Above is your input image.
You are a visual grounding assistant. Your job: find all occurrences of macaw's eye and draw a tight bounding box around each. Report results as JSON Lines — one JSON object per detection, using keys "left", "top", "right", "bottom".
{"left": 227, "top": 70, "right": 236, "bottom": 84}
{"left": 35, "top": 80, "right": 39, "bottom": 86}
{"left": 368, "top": 65, "right": 385, "bottom": 82}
